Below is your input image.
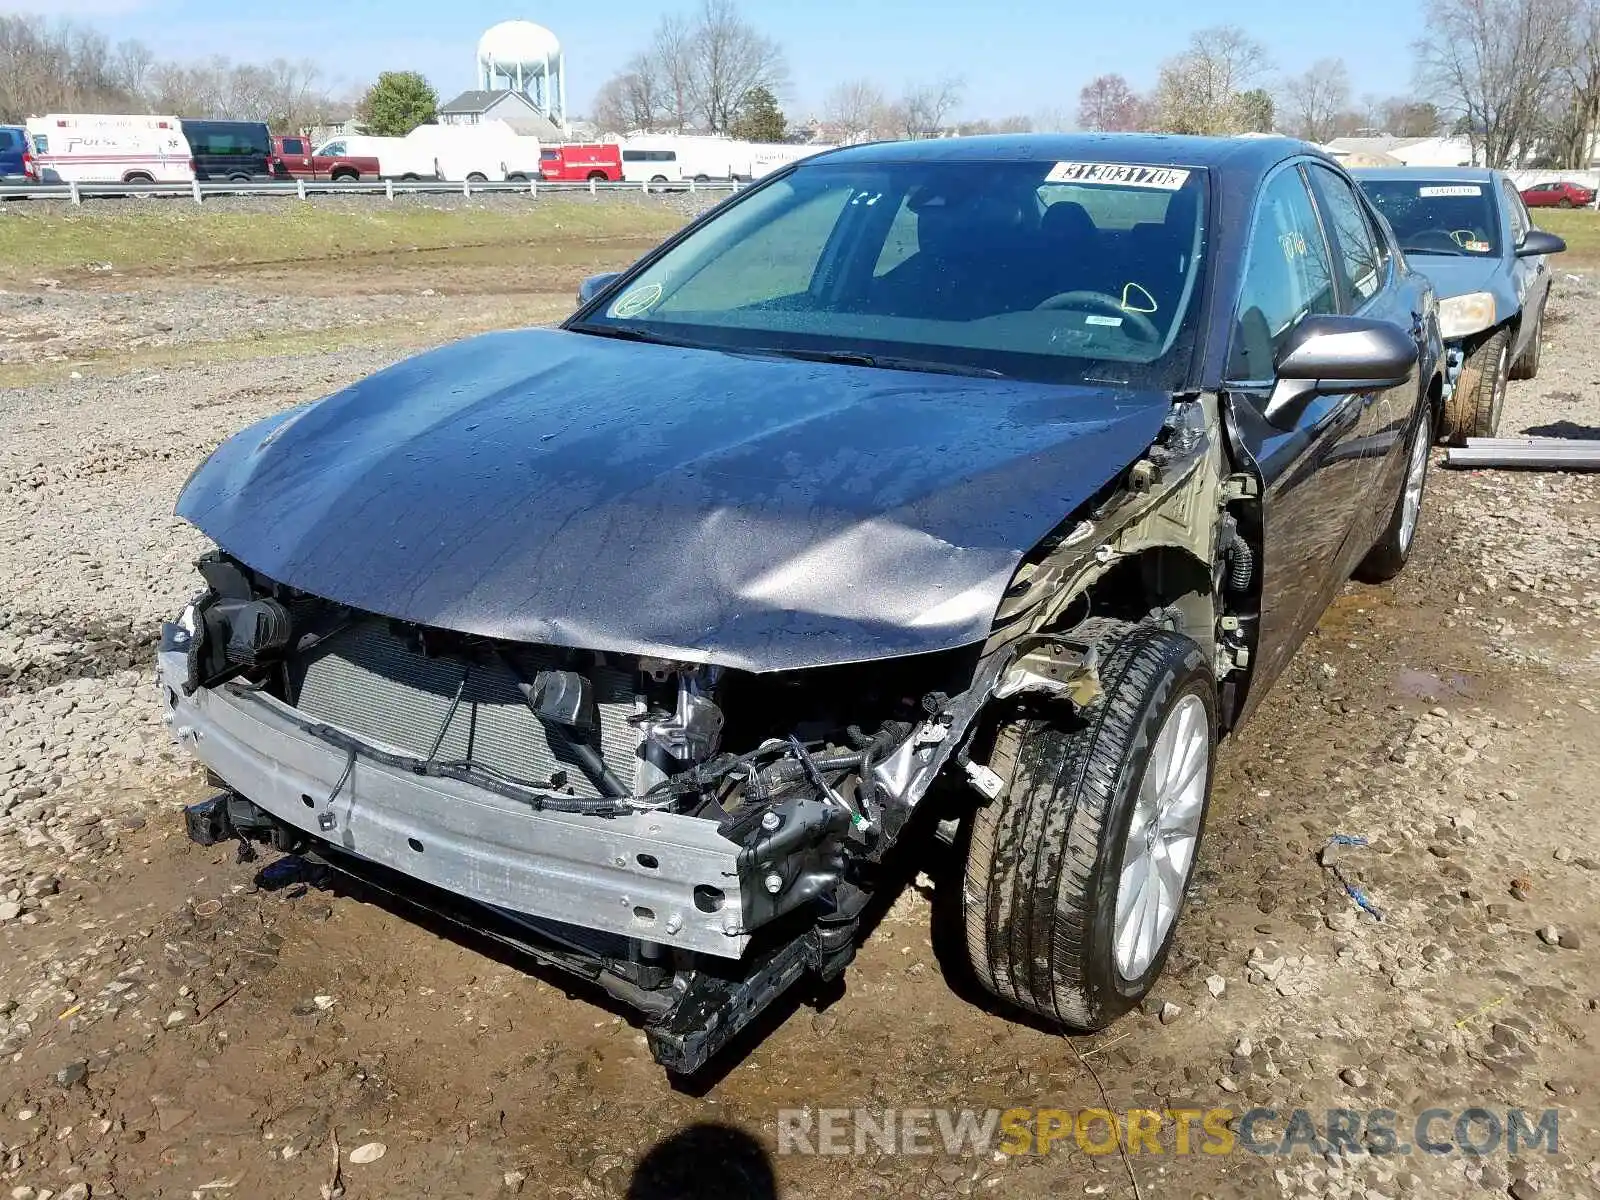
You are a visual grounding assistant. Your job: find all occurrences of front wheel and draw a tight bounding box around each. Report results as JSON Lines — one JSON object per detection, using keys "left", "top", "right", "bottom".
{"left": 1355, "top": 403, "right": 1434, "bottom": 583}
{"left": 958, "top": 623, "right": 1216, "bottom": 1029}
{"left": 1439, "top": 328, "right": 1509, "bottom": 445}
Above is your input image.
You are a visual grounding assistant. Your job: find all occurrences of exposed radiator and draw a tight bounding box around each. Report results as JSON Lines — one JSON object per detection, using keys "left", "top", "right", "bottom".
{"left": 288, "top": 620, "right": 641, "bottom": 797}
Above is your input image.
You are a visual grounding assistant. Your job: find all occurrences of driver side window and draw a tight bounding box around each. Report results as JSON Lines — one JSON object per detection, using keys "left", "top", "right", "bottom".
{"left": 1228, "top": 167, "right": 1337, "bottom": 381}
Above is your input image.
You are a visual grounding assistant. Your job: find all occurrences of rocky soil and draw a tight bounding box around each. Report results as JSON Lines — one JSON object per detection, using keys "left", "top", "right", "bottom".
{"left": 0, "top": 258, "right": 1597, "bottom": 1200}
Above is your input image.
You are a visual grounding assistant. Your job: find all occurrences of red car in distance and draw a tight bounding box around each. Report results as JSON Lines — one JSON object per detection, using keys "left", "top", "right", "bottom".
{"left": 1521, "top": 179, "right": 1595, "bottom": 208}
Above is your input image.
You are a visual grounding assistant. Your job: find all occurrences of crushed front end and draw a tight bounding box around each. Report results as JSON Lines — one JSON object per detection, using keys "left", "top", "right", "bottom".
{"left": 156, "top": 551, "right": 1018, "bottom": 1073}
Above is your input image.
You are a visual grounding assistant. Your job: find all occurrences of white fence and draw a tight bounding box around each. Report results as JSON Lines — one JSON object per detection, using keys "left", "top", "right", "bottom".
{"left": 0, "top": 177, "right": 743, "bottom": 205}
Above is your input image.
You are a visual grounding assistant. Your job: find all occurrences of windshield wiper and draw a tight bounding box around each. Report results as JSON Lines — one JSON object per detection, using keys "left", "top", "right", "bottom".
{"left": 1401, "top": 245, "right": 1468, "bottom": 257}
{"left": 744, "top": 346, "right": 1008, "bottom": 379}
{"left": 568, "top": 322, "right": 683, "bottom": 346}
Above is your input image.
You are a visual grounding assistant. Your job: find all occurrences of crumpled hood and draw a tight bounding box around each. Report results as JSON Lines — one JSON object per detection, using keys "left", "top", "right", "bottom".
{"left": 1406, "top": 254, "right": 1502, "bottom": 301}
{"left": 176, "top": 328, "right": 1173, "bottom": 672}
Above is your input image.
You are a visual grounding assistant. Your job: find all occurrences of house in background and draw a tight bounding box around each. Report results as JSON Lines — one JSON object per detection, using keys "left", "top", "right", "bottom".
{"left": 438, "top": 90, "right": 561, "bottom": 140}
{"left": 1323, "top": 135, "right": 1480, "bottom": 167}
{"left": 302, "top": 112, "right": 361, "bottom": 144}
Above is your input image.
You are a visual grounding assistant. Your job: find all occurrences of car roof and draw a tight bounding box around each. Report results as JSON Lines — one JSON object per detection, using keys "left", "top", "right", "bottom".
{"left": 1348, "top": 165, "right": 1502, "bottom": 183}
{"left": 813, "top": 132, "right": 1328, "bottom": 177}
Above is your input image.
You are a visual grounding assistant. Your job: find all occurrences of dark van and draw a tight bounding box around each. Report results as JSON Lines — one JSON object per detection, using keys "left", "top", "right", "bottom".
{"left": 179, "top": 120, "right": 272, "bottom": 181}
{"left": 0, "top": 125, "right": 28, "bottom": 184}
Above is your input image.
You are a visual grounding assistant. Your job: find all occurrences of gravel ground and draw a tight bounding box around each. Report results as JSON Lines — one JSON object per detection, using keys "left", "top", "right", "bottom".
{"left": 0, "top": 269, "right": 1597, "bottom": 1200}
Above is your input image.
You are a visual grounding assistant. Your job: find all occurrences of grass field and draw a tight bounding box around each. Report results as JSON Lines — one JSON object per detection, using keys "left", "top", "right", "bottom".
{"left": 0, "top": 198, "right": 691, "bottom": 280}
{"left": 1534, "top": 207, "right": 1600, "bottom": 267}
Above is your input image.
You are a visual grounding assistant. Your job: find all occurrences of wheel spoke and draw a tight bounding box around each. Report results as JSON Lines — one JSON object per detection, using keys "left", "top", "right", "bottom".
{"left": 1113, "top": 691, "right": 1211, "bottom": 982}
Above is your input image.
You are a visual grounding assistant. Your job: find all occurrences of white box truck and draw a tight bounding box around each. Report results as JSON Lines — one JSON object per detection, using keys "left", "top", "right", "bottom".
{"left": 25, "top": 114, "right": 194, "bottom": 185}
{"left": 403, "top": 121, "right": 540, "bottom": 183}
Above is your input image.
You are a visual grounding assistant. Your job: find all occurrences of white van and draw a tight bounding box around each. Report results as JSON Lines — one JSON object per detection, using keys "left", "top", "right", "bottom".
{"left": 403, "top": 121, "right": 540, "bottom": 183}
{"left": 746, "top": 142, "right": 832, "bottom": 181}
{"left": 25, "top": 114, "right": 194, "bottom": 185}
{"left": 619, "top": 136, "right": 686, "bottom": 186}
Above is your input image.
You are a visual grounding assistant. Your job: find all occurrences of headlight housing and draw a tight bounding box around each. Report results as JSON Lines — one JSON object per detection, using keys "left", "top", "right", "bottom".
{"left": 1438, "top": 292, "right": 1497, "bottom": 340}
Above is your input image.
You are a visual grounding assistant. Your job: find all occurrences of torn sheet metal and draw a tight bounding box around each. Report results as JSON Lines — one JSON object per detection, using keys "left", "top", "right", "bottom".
{"left": 176, "top": 328, "right": 1173, "bottom": 673}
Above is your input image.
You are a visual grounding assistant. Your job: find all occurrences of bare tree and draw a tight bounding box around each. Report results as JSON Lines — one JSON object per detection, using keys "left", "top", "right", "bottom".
{"left": 1373, "top": 95, "right": 1442, "bottom": 137}
{"left": 592, "top": 58, "right": 667, "bottom": 133}
{"left": 1416, "top": 0, "right": 1579, "bottom": 166}
{"left": 651, "top": 14, "right": 697, "bottom": 131}
{"left": 1077, "top": 73, "right": 1145, "bottom": 131}
{"left": 688, "top": 0, "right": 787, "bottom": 132}
{"left": 597, "top": 0, "right": 786, "bottom": 134}
{"left": 1548, "top": 0, "right": 1600, "bottom": 166}
{"left": 1151, "top": 25, "right": 1272, "bottom": 134}
{"left": 1031, "top": 105, "right": 1074, "bottom": 133}
{"left": 891, "top": 76, "right": 963, "bottom": 139}
{"left": 0, "top": 15, "right": 343, "bottom": 128}
{"left": 111, "top": 38, "right": 156, "bottom": 101}
{"left": 823, "top": 78, "right": 886, "bottom": 142}
{"left": 1282, "top": 57, "right": 1351, "bottom": 142}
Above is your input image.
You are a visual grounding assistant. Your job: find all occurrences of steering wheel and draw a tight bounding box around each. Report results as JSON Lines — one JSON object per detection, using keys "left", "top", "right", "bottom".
{"left": 1406, "top": 229, "right": 1471, "bottom": 253}
{"left": 1033, "top": 290, "right": 1161, "bottom": 342}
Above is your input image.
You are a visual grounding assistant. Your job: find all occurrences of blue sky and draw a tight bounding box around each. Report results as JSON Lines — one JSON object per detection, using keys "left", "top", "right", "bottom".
{"left": 23, "top": 0, "right": 1425, "bottom": 120}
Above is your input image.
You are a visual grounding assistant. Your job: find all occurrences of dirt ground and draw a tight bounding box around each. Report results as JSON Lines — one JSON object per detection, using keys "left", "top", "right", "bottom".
{"left": 1, "top": 201, "right": 1598, "bottom": 1200}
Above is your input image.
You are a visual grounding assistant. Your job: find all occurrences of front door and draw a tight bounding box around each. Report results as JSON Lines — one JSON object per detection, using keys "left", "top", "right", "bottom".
{"left": 1222, "top": 163, "right": 1375, "bottom": 713}
{"left": 1499, "top": 176, "right": 1550, "bottom": 361}
{"left": 1304, "top": 162, "right": 1423, "bottom": 566}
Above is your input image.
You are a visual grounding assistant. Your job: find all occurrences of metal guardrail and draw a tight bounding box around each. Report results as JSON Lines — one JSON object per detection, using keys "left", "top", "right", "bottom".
{"left": 0, "top": 177, "right": 743, "bottom": 204}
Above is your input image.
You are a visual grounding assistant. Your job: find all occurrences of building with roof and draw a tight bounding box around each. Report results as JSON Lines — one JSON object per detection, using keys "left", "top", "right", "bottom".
{"left": 438, "top": 89, "right": 562, "bottom": 140}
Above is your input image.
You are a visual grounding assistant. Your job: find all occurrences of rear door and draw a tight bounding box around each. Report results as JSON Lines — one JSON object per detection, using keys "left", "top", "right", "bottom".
{"left": 1222, "top": 161, "right": 1374, "bottom": 713}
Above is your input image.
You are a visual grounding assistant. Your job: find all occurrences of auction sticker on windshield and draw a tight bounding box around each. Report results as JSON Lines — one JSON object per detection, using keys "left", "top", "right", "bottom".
{"left": 1045, "top": 162, "right": 1191, "bottom": 190}
{"left": 1418, "top": 185, "right": 1483, "bottom": 197}
{"left": 609, "top": 283, "right": 663, "bottom": 318}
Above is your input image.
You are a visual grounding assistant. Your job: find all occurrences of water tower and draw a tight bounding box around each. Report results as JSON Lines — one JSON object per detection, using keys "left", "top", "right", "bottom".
{"left": 477, "top": 20, "right": 566, "bottom": 129}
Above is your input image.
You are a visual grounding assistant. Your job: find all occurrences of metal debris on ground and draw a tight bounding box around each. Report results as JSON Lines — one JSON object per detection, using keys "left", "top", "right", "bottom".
{"left": 1320, "top": 835, "right": 1385, "bottom": 922}
{"left": 1445, "top": 436, "right": 1600, "bottom": 471}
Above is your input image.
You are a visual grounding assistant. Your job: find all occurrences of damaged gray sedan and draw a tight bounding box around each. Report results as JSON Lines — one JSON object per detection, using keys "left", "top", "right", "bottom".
{"left": 159, "top": 134, "right": 1443, "bottom": 1074}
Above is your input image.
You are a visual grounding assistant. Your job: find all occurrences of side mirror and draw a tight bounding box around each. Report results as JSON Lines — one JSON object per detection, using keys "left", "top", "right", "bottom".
{"left": 1516, "top": 229, "right": 1566, "bottom": 258}
{"left": 577, "top": 272, "right": 622, "bottom": 306}
{"left": 1264, "top": 314, "right": 1417, "bottom": 428}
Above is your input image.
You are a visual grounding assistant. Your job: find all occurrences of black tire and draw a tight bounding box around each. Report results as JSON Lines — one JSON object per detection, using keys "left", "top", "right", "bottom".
{"left": 466, "top": 172, "right": 488, "bottom": 184}
{"left": 587, "top": 171, "right": 608, "bottom": 183}
{"left": 1439, "top": 328, "right": 1509, "bottom": 445}
{"left": 959, "top": 622, "right": 1216, "bottom": 1030}
{"left": 1559, "top": 197, "right": 1574, "bottom": 209}
{"left": 1355, "top": 403, "right": 1434, "bottom": 583}
{"left": 1510, "top": 306, "right": 1543, "bottom": 380}
{"left": 123, "top": 172, "right": 153, "bottom": 184}
{"left": 331, "top": 170, "right": 357, "bottom": 183}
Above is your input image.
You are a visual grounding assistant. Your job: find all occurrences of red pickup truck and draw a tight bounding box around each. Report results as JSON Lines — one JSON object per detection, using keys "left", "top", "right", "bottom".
{"left": 269, "top": 135, "right": 381, "bottom": 182}
{"left": 537, "top": 142, "right": 622, "bottom": 183}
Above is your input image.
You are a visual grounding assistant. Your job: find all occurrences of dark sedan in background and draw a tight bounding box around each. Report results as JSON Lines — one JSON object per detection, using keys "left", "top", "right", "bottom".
{"left": 160, "top": 134, "right": 1443, "bottom": 1074}
{"left": 1355, "top": 167, "right": 1566, "bottom": 444}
